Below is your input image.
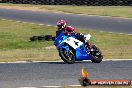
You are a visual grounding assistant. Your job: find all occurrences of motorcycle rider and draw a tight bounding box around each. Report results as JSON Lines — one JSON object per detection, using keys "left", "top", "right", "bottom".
{"left": 65, "top": 26, "right": 92, "bottom": 50}
{"left": 56, "top": 20, "right": 77, "bottom": 35}
{"left": 56, "top": 20, "right": 67, "bottom": 37}
{"left": 64, "top": 26, "right": 77, "bottom": 35}
{"left": 56, "top": 20, "right": 92, "bottom": 50}
{"left": 57, "top": 20, "right": 67, "bottom": 31}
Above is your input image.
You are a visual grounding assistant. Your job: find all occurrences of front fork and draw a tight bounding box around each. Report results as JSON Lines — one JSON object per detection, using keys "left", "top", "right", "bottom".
{"left": 58, "top": 45, "right": 69, "bottom": 55}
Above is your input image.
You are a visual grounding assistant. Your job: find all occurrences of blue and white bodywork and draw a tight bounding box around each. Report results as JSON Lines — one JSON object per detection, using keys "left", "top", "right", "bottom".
{"left": 54, "top": 30, "right": 103, "bottom": 64}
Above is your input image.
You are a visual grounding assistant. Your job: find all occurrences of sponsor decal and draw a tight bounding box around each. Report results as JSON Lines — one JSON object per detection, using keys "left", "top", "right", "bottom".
{"left": 78, "top": 67, "right": 131, "bottom": 86}
{"left": 67, "top": 38, "right": 70, "bottom": 41}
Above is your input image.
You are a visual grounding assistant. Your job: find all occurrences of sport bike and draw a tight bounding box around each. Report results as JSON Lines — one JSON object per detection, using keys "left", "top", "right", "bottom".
{"left": 54, "top": 30, "right": 103, "bottom": 64}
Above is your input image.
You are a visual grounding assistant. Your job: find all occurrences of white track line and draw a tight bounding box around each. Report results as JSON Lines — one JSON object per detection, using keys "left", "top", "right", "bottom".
{"left": 40, "top": 86, "right": 62, "bottom": 88}
{"left": 46, "top": 25, "right": 52, "bottom": 26}
{"left": 68, "top": 85, "right": 81, "bottom": 87}
{"left": 100, "top": 31, "right": 104, "bottom": 32}
{"left": 22, "top": 22, "right": 28, "bottom": 24}
{"left": 19, "top": 85, "right": 82, "bottom": 88}
{"left": 0, "top": 60, "right": 63, "bottom": 63}
{"left": 16, "top": 21, "right": 21, "bottom": 23}
{"left": 38, "top": 24, "right": 44, "bottom": 25}
{"left": 0, "top": 59, "right": 132, "bottom": 64}
{"left": 1, "top": 18, "right": 6, "bottom": 20}
{"left": 103, "top": 59, "right": 132, "bottom": 61}
{"left": 18, "top": 87, "right": 37, "bottom": 88}
{"left": 76, "top": 13, "right": 132, "bottom": 20}
{"left": 128, "top": 34, "right": 132, "bottom": 35}
{"left": 0, "top": 18, "right": 132, "bottom": 35}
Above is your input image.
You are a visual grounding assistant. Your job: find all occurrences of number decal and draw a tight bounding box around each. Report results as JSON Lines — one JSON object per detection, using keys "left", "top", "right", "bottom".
{"left": 74, "top": 41, "right": 79, "bottom": 46}
{"left": 63, "top": 37, "right": 83, "bottom": 49}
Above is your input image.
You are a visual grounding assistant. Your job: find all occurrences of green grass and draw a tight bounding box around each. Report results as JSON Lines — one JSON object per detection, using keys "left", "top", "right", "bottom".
{"left": 0, "top": 3, "right": 132, "bottom": 18}
{"left": 0, "top": 19, "right": 132, "bottom": 62}
{"left": 0, "top": 19, "right": 60, "bottom": 62}
{"left": 39, "top": 5, "right": 132, "bottom": 18}
{"left": 80, "top": 29, "right": 132, "bottom": 59}
{"left": 0, "top": 20, "right": 56, "bottom": 50}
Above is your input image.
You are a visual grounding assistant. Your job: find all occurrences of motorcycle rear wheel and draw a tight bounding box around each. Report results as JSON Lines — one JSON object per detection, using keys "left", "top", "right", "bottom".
{"left": 59, "top": 48, "right": 75, "bottom": 64}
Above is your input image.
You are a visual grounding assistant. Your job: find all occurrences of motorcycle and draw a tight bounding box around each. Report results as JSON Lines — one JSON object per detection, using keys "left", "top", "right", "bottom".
{"left": 54, "top": 30, "right": 103, "bottom": 64}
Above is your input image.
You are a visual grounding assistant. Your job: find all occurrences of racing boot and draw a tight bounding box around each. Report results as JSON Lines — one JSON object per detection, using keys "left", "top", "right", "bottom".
{"left": 85, "top": 42, "right": 93, "bottom": 52}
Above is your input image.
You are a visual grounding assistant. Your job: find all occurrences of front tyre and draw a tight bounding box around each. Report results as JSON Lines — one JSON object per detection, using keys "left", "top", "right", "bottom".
{"left": 91, "top": 45, "right": 103, "bottom": 63}
{"left": 59, "top": 48, "right": 75, "bottom": 64}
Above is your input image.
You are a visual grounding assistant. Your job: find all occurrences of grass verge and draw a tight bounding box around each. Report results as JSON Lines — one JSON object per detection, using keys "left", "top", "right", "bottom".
{"left": 0, "top": 19, "right": 132, "bottom": 62}
{"left": 0, "top": 3, "right": 132, "bottom": 18}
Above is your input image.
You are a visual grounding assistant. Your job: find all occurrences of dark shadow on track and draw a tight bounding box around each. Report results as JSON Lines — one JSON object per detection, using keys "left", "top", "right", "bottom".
{"left": 37, "top": 61, "right": 92, "bottom": 64}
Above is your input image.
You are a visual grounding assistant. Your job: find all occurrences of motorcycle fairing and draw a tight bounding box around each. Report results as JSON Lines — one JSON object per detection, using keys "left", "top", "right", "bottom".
{"left": 75, "top": 44, "right": 92, "bottom": 60}
{"left": 54, "top": 32, "right": 66, "bottom": 46}
{"left": 62, "top": 37, "right": 83, "bottom": 49}
{"left": 61, "top": 37, "right": 92, "bottom": 61}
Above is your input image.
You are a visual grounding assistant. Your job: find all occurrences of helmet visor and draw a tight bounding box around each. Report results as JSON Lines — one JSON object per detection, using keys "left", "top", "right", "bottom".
{"left": 57, "top": 25, "right": 63, "bottom": 29}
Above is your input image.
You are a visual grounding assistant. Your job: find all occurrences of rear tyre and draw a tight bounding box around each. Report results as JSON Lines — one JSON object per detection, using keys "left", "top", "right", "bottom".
{"left": 45, "top": 35, "right": 52, "bottom": 41}
{"left": 59, "top": 48, "right": 75, "bottom": 64}
{"left": 79, "top": 78, "right": 91, "bottom": 86}
{"left": 38, "top": 35, "right": 45, "bottom": 40}
{"left": 52, "top": 37, "right": 56, "bottom": 41}
{"left": 91, "top": 45, "right": 103, "bottom": 63}
{"left": 30, "top": 36, "right": 38, "bottom": 41}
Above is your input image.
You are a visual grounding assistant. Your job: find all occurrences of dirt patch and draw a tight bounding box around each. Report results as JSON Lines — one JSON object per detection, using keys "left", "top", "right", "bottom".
{"left": 45, "top": 46, "right": 56, "bottom": 49}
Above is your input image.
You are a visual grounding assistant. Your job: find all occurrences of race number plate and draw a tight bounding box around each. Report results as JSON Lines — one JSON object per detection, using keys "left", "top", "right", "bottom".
{"left": 63, "top": 37, "right": 83, "bottom": 49}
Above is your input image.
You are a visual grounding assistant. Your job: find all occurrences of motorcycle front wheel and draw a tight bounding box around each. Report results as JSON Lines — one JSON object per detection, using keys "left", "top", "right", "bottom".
{"left": 59, "top": 48, "right": 75, "bottom": 64}
{"left": 91, "top": 45, "right": 103, "bottom": 63}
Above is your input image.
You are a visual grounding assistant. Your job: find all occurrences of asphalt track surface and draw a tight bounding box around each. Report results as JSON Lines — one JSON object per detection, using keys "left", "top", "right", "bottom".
{"left": 0, "top": 8, "right": 132, "bottom": 34}
{"left": 0, "top": 60, "right": 132, "bottom": 88}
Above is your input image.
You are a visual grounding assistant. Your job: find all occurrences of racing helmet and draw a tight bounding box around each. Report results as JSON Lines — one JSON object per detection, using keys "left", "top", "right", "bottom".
{"left": 57, "top": 20, "right": 66, "bottom": 30}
